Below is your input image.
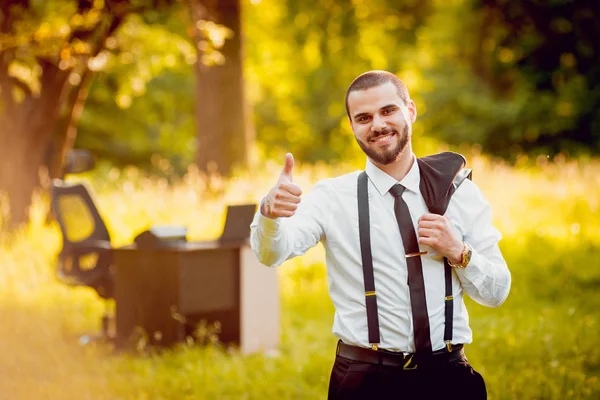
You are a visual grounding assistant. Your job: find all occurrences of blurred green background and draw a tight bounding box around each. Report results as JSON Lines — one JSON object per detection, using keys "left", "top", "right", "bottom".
{"left": 0, "top": 0, "right": 599, "bottom": 399}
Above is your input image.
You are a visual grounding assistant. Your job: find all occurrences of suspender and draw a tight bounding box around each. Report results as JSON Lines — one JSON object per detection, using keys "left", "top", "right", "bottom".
{"left": 443, "top": 260, "right": 453, "bottom": 351}
{"left": 357, "top": 172, "right": 381, "bottom": 348}
{"left": 443, "top": 167, "right": 472, "bottom": 351}
{"left": 357, "top": 169, "right": 471, "bottom": 353}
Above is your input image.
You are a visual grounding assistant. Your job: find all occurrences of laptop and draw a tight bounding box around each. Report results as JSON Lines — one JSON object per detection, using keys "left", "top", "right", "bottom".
{"left": 218, "top": 204, "right": 257, "bottom": 244}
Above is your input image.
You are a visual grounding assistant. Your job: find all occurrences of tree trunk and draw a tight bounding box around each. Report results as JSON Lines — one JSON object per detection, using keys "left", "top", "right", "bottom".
{"left": 45, "top": 14, "right": 124, "bottom": 182}
{"left": 0, "top": 60, "right": 70, "bottom": 227}
{"left": 46, "top": 67, "right": 94, "bottom": 181}
{"left": 194, "top": 0, "right": 253, "bottom": 176}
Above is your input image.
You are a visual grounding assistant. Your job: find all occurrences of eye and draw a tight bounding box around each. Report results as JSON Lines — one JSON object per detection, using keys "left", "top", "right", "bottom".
{"left": 383, "top": 107, "right": 396, "bottom": 115}
{"left": 357, "top": 116, "right": 370, "bottom": 123}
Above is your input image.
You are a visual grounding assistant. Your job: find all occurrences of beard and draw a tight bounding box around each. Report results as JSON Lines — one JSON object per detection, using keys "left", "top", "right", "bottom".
{"left": 356, "top": 125, "right": 410, "bottom": 165}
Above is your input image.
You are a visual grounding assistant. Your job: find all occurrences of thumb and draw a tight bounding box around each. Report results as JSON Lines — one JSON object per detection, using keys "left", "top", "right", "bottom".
{"left": 280, "top": 153, "right": 294, "bottom": 182}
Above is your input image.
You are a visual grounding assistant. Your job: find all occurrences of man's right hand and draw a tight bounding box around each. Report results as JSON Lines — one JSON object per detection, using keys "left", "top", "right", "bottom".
{"left": 261, "top": 153, "right": 303, "bottom": 219}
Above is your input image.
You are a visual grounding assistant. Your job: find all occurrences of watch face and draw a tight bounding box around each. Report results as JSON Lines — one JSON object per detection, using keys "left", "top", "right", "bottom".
{"left": 464, "top": 245, "right": 472, "bottom": 265}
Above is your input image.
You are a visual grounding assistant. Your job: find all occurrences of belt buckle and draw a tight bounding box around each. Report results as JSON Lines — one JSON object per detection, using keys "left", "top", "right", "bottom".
{"left": 402, "top": 353, "right": 417, "bottom": 370}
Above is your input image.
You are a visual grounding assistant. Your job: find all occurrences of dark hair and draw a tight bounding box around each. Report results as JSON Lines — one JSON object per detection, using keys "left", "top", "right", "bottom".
{"left": 345, "top": 70, "right": 410, "bottom": 119}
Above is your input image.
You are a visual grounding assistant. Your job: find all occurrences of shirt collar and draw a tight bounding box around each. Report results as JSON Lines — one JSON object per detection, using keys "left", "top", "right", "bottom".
{"left": 365, "top": 154, "right": 420, "bottom": 196}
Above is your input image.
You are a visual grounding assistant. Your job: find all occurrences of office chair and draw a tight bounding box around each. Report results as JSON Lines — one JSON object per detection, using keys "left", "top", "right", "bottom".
{"left": 50, "top": 179, "right": 115, "bottom": 342}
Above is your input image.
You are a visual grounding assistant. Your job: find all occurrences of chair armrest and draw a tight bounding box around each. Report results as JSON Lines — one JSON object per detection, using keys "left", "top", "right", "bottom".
{"left": 71, "top": 239, "right": 112, "bottom": 250}
{"left": 65, "top": 240, "right": 113, "bottom": 257}
{"left": 56, "top": 239, "right": 115, "bottom": 297}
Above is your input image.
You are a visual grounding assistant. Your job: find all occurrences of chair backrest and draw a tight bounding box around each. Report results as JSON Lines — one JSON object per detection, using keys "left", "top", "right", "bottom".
{"left": 64, "top": 149, "right": 95, "bottom": 175}
{"left": 50, "top": 180, "right": 110, "bottom": 247}
{"left": 219, "top": 204, "right": 256, "bottom": 243}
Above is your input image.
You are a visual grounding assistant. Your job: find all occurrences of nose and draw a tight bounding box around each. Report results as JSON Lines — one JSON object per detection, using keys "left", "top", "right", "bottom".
{"left": 372, "top": 114, "right": 386, "bottom": 132}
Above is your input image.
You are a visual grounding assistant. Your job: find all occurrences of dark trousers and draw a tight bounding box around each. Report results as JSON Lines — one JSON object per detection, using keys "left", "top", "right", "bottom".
{"left": 328, "top": 350, "right": 487, "bottom": 399}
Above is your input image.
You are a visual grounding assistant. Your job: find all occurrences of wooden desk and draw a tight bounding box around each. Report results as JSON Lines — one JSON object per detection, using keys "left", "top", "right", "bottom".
{"left": 113, "top": 241, "right": 279, "bottom": 354}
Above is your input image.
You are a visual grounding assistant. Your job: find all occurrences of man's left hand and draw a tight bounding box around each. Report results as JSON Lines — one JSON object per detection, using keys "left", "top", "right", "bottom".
{"left": 417, "top": 213, "right": 463, "bottom": 264}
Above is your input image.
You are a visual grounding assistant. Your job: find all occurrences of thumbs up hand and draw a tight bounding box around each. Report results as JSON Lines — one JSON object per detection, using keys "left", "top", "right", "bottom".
{"left": 261, "top": 153, "right": 303, "bottom": 219}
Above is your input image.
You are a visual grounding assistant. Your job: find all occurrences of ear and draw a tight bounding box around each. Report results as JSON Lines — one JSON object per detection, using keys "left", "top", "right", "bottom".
{"left": 408, "top": 100, "right": 417, "bottom": 124}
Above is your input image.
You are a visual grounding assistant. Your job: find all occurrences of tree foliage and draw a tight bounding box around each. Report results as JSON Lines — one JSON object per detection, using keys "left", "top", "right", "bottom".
{"left": 76, "top": 0, "right": 240, "bottom": 174}
{"left": 245, "top": 0, "right": 433, "bottom": 163}
{"left": 479, "top": 0, "right": 600, "bottom": 158}
{"left": 415, "top": 0, "right": 600, "bottom": 161}
{"left": 0, "top": 0, "right": 133, "bottom": 225}
{"left": 76, "top": 6, "right": 198, "bottom": 172}
{"left": 75, "top": 0, "right": 600, "bottom": 172}
{"left": 0, "top": 0, "right": 230, "bottom": 226}
{"left": 3, "top": 0, "right": 600, "bottom": 228}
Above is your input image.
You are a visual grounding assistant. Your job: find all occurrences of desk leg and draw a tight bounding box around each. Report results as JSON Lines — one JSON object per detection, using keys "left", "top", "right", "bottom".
{"left": 239, "top": 245, "right": 280, "bottom": 354}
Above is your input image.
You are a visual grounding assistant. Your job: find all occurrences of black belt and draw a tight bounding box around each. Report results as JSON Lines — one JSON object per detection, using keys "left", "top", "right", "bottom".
{"left": 336, "top": 341, "right": 465, "bottom": 369}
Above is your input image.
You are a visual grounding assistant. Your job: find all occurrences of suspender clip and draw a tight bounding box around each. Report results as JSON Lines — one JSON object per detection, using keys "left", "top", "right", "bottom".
{"left": 371, "top": 343, "right": 378, "bottom": 351}
{"left": 446, "top": 340, "right": 453, "bottom": 352}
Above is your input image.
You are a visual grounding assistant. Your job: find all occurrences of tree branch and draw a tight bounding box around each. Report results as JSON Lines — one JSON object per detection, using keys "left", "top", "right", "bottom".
{"left": 90, "top": 14, "right": 124, "bottom": 58}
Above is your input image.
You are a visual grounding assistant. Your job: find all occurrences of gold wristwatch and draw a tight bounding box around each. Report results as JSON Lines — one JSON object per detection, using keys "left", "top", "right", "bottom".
{"left": 448, "top": 242, "right": 472, "bottom": 269}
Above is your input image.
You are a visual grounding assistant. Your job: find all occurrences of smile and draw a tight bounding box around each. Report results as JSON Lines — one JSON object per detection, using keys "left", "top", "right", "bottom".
{"left": 370, "top": 132, "right": 395, "bottom": 143}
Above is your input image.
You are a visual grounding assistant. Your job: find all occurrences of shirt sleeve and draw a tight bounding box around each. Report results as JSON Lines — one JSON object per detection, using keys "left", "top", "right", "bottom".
{"left": 250, "top": 180, "right": 331, "bottom": 267}
{"left": 448, "top": 179, "right": 512, "bottom": 307}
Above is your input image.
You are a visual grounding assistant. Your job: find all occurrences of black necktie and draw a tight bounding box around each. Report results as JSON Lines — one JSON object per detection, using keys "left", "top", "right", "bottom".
{"left": 389, "top": 184, "right": 432, "bottom": 353}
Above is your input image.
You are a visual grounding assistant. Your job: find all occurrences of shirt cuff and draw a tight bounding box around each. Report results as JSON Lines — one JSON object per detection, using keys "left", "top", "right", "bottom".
{"left": 253, "top": 196, "right": 283, "bottom": 235}
{"left": 454, "top": 247, "right": 486, "bottom": 287}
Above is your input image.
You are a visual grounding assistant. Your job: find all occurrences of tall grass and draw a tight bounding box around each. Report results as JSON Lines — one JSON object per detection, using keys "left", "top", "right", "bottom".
{"left": 1, "top": 155, "right": 599, "bottom": 399}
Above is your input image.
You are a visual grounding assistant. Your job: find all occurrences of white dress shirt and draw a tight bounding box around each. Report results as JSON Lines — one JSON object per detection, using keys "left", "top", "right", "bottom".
{"left": 250, "top": 155, "right": 511, "bottom": 353}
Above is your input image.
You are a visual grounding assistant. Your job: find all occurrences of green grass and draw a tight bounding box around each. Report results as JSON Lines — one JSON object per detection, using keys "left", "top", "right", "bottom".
{"left": 1, "top": 157, "right": 599, "bottom": 399}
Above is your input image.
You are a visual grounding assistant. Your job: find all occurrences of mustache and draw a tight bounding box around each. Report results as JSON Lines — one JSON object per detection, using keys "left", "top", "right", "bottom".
{"left": 368, "top": 128, "right": 396, "bottom": 141}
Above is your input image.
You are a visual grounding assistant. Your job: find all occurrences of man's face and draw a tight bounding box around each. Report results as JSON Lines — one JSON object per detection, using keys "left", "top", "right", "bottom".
{"left": 347, "top": 82, "right": 416, "bottom": 165}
